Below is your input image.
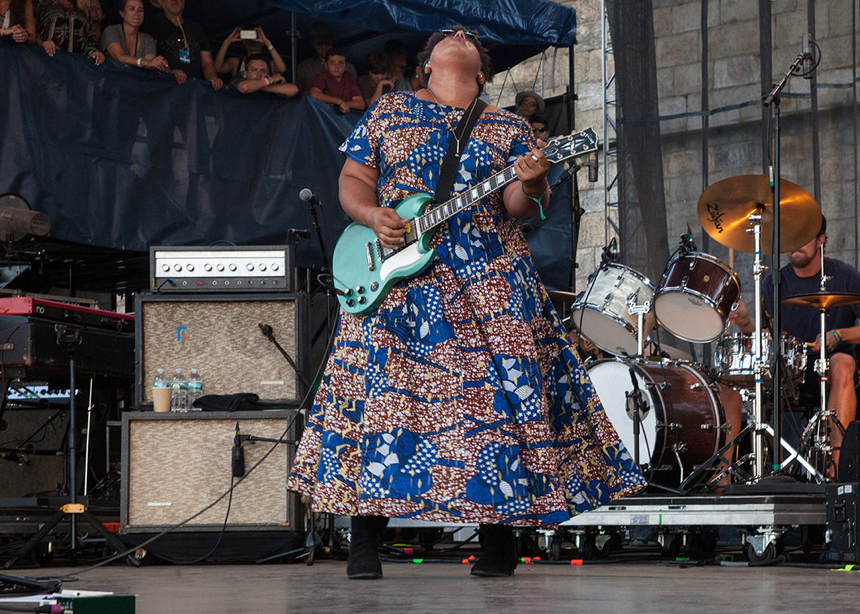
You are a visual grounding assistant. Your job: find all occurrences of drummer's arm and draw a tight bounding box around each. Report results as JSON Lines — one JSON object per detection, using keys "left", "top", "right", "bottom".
{"left": 728, "top": 299, "right": 755, "bottom": 334}
{"left": 813, "top": 325, "right": 860, "bottom": 353}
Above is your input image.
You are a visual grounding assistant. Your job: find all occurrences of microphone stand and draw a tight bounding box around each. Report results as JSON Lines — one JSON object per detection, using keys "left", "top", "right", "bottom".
{"left": 762, "top": 50, "right": 804, "bottom": 474}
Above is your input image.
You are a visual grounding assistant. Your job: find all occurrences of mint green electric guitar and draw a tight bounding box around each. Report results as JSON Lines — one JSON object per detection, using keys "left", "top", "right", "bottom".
{"left": 332, "top": 128, "right": 599, "bottom": 316}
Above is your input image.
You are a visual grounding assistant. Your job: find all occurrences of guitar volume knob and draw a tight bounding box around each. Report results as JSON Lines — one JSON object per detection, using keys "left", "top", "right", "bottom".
{"left": 346, "top": 299, "right": 355, "bottom": 307}
{"left": 343, "top": 289, "right": 353, "bottom": 297}
{"left": 357, "top": 296, "right": 367, "bottom": 304}
{"left": 356, "top": 286, "right": 365, "bottom": 294}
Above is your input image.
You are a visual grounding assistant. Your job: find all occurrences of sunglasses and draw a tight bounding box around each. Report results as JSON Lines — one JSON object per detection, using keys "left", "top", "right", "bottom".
{"left": 440, "top": 28, "right": 480, "bottom": 44}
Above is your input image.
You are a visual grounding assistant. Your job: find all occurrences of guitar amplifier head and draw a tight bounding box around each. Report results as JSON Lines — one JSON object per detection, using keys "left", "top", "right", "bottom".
{"left": 134, "top": 293, "right": 308, "bottom": 406}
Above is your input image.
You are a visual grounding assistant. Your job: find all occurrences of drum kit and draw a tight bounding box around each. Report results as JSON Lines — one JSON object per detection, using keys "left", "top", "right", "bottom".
{"left": 557, "top": 174, "right": 860, "bottom": 491}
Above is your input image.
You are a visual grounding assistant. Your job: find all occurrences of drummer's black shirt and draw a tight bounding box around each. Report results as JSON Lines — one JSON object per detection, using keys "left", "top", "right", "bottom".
{"left": 762, "top": 257, "right": 860, "bottom": 355}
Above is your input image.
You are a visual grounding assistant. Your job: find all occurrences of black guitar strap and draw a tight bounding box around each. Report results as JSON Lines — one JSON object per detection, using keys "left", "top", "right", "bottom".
{"left": 433, "top": 96, "right": 488, "bottom": 204}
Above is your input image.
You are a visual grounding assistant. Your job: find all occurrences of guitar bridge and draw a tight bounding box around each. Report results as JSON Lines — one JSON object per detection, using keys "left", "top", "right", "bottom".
{"left": 365, "top": 242, "right": 375, "bottom": 271}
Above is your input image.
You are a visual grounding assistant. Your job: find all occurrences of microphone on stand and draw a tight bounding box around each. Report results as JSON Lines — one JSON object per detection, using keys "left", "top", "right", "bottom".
{"left": 299, "top": 188, "right": 322, "bottom": 207}
{"left": 288, "top": 228, "right": 312, "bottom": 239}
{"left": 801, "top": 34, "right": 815, "bottom": 79}
{"left": 232, "top": 422, "right": 246, "bottom": 478}
{"left": 680, "top": 225, "right": 698, "bottom": 253}
{"left": 587, "top": 152, "right": 598, "bottom": 183}
{"left": 601, "top": 237, "right": 618, "bottom": 264}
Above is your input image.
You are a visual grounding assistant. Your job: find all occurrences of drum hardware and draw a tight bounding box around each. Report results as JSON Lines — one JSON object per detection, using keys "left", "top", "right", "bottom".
{"left": 779, "top": 245, "right": 860, "bottom": 479}
{"left": 700, "top": 422, "right": 733, "bottom": 431}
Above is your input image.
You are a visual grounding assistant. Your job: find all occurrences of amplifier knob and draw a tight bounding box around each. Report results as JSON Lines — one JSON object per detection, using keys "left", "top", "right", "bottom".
{"left": 186, "top": 264, "right": 195, "bottom": 272}
{"left": 204, "top": 264, "right": 213, "bottom": 272}
{"left": 259, "top": 264, "right": 267, "bottom": 271}
{"left": 217, "top": 264, "right": 225, "bottom": 272}
{"left": 174, "top": 264, "right": 182, "bottom": 271}
{"left": 247, "top": 263, "right": 254, "bottom": 271}
{"left": 271, "top": 264, "right": 280, "bottom": 271}
{"left": 261, "top": 280, "right": 266, "bottom": 285}
{"left": 229, "top": 264, "right": 237, "bottom": 272}
{"left": 161, "top": 264, "right": 170, "bottom": 272}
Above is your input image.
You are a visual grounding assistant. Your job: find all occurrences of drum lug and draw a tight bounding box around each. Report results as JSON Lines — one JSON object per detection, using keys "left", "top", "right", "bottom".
{"left": 688, "top": 257, "right": 697, "bottom": 271}
{"left": 689, "top": 382, "right": 703, "bottom": 391}
{"left": 701, "top": 421, "right": 733, "bottom": 431}
{"left": 680, "top": 275, "right": 689, "bottom": 289}
{"left": 657, "top": 422, "right": 683, "bottom": 431}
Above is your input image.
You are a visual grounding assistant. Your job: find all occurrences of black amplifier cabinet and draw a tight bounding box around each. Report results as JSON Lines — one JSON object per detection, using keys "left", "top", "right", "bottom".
{"left": 150, "top": 246, "right": 294, "bottom": 292}
{"left": 134, "top": 293, "right": 308, "bottom": 406}
{"left": 0, "top": 315, "right": 135, "bottom": 380}
{"left": 826, "top": 483, "right": 860, "bottom": 562}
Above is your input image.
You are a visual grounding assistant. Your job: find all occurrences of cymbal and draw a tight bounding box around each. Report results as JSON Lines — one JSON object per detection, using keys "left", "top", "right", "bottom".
{"left": 782, "top": 292, "right": 860, "bottom": 309}
{"left": 697, "top": 175, "right": 821, "bottom": 254}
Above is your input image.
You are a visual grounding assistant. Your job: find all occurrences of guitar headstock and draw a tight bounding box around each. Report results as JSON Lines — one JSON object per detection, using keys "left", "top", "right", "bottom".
{"left": 541, "top": 127, "right": 599, "bottom": 164}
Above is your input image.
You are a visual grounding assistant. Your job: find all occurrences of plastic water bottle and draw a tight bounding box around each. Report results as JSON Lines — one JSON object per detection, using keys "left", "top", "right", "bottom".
{"left": 153, "top": 368, "right": 168, "bottom": 388}
{"left": 171, "top": 368, "right": 188, "bottom": 412}
{"left": 187, "top": 368, "right": 203, "bottom": 411}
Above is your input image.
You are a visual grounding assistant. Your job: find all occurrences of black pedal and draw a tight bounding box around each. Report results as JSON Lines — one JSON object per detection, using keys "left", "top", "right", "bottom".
{"left": 826, "top": 482, "right": 860, "bottom": 562}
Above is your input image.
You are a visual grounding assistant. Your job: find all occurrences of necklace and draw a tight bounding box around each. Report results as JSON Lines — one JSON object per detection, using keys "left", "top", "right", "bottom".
{"left": 426, "top": 87, "right": 478, "bottom": 157}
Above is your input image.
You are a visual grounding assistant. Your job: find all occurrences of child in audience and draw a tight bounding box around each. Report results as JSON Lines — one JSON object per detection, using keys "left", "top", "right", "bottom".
{"left": 309, "top": 48, "right": 364, "bottom": 114}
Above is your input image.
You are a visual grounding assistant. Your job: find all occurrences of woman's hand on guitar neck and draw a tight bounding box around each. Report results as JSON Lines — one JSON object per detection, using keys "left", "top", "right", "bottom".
{"left": 370, "top": 207, "right": 409, "bottom": 250}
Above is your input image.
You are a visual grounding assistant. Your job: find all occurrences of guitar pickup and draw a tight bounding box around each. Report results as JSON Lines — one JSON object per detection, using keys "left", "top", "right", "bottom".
{"left": 365, "top": 242, "right": 375, "bottom": 271}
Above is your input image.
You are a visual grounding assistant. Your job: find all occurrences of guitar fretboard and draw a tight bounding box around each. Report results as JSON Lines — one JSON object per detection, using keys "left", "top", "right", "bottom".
{"left": 415, "top": 166, "right": 519, "bottom": 235}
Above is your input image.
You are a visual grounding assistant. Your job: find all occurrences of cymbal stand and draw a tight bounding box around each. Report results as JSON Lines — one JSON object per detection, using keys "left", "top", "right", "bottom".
{"left": 625, "top": 303, "right": 651, "bottom": 467}
{"left": 748, "top": 207, "right": 767, "bottom": 478}
{"left": 797, "top": 241, "right": 843, "bottom": 479}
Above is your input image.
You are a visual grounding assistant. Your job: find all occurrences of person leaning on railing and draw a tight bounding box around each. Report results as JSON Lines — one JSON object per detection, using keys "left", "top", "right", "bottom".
{"left": 101, "top": 0, "right": 168, "bottom": 72}
{"left": 32, "top": 0, "right": 104, "bottom": 64}
{"left": 0, "top": 0, "right": 37, "bottom": 44}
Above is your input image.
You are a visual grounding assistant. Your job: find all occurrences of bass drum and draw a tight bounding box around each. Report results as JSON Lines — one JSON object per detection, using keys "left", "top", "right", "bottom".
{"left": 587, "top": 358, "right": 727, "bottom": 487}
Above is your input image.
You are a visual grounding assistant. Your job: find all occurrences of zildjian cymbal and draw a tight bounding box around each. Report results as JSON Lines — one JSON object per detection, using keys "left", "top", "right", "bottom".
{"left": 697, "top": 175, "right": 821, "bottom": 254}
{"left": 781, "top": 292, "right": 860, "bottom": 309}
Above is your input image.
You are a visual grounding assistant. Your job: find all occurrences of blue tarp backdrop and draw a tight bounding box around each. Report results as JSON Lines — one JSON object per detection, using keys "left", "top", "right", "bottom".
{"left": 0, "top": 42, "right": 572, "bottom": 290}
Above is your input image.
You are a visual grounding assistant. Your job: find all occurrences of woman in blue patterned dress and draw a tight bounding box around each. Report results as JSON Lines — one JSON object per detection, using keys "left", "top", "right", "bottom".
{"left": 287, "top": 26, "right": 644, "bottom": 579}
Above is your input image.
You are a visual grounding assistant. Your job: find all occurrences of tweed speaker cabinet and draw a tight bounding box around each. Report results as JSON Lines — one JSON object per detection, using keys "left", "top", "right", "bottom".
{"left": 120, "top": 410, "right": 301, "bottom": 533}
{"left": 135, "top": 293, "right": 308, "bottom": 406}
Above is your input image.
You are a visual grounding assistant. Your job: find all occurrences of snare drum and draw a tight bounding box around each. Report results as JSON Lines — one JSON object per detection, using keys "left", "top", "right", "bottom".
{"left": 587, "top": 358, "right": 727, "bottom": 487}
{"left": 714, "top": 331, "right": 808, "bottom": 388}
{"left": 570, "top": 263, "right": 656, "bottom": 356}
{"left": 654, "top": 252, "right": 741, "bottom": 343}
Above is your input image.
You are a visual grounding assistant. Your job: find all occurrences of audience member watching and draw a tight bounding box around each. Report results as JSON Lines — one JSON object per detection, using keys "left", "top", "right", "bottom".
{"left": 214, "top": 25, "right": 286, "bottom": 80}
{"left": 101, "top": 0, "right": 166, "bottom": 71}
{"left": 309, "top": 48, "right": 364, "bottom": 114}
{"left": 0, "top": 0, "right": 36, "bottom": 43}
{"left": 356, "top": 50, "right": 392, "bottom": 107}
{"left": 88, "top": 0, "right": 102, "bottom": 42}
{"left": 383, "top": 38, "right": 411, "bottom": 91}
{"left": 296, "top": 21, "right": 355, "bottom": 93}
{"left": 515, "top": 90, "right": 544, "bottom": 120}
{"left": 529, "top": 115, "right": 551, "bottom": 144}
{"left": 33, "top": 0, "right": 104, "bottom": 63}
{"left": 145, "top": 0, "right": 221, "bottom": 89}
{"left": 234, "top": 53, "right": 297, "bottom": 97}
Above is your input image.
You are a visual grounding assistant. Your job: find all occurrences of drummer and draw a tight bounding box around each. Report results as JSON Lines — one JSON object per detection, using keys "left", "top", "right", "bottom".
{"left": 730, "top": 216, "right": 860, "bottom": 475}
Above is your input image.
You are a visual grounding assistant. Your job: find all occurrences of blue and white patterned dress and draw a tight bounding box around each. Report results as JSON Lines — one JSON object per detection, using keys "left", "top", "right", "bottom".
{"left": 287, "top": 92, "right": 644, "bottom": 525}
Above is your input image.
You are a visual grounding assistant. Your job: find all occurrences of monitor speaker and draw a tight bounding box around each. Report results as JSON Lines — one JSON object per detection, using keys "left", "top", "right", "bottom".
{"left": 839, "top": 421, "right": 860, "bottom": 482}
{"left": 134, "top": 293, "right": 308, "bottom": 406}
{"left": 120, "top": 410, "right": 302, "bottom": 533}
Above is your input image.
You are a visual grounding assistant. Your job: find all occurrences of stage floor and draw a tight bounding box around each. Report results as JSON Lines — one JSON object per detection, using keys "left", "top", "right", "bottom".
{"left": 14, "top": 559, "right": 859, "bottom": 613}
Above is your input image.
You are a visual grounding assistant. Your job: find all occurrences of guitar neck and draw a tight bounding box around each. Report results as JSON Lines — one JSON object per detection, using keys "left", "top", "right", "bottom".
{"left": 415, "top": 166, "right": 518, "bottom": 235}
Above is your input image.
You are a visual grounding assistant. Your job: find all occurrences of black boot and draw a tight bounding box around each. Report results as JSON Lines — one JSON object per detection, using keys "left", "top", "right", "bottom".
{"left": 471, "top": 524, "right": 518, "bottom": 577}
{"left": 347, "top": 515, "right": 388, "bottom": 579}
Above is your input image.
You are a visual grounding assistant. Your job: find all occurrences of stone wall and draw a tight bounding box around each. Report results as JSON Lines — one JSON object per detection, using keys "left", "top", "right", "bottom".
{"left": 486, "top": 0, "right": 858, "bottom": 301}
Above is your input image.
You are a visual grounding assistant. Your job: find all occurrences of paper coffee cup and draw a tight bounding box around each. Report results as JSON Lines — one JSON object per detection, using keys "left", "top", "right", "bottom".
{"left": 153, "top": 387, "right": 171, "bottom": 413}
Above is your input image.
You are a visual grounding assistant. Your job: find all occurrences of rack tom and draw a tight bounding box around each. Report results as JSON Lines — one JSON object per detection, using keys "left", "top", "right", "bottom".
{"left": 654, "top": 252, "right": 740, "bottom": 343}
{"left": 570, "top": 263, "right": 656, "bottom": 356}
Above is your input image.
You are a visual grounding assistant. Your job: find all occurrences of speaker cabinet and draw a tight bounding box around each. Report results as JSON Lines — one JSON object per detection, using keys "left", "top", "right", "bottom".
{"left": 120, "top": 411, "right": 301, "bottom": 533}
{"left": 827, "top": 482, "right": 860, "bottom": 562}
{"left": 839, "top": 421, "right": 860, "bottom": 482}
{"left": 135, "top": 293, "right": 308, "bottom": 406}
